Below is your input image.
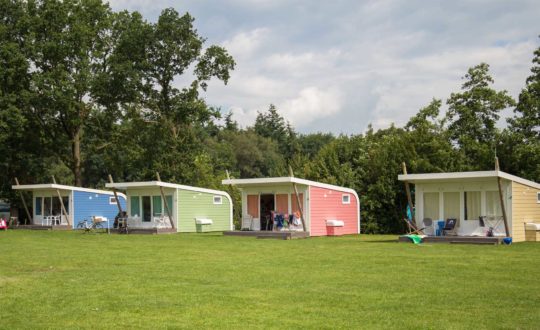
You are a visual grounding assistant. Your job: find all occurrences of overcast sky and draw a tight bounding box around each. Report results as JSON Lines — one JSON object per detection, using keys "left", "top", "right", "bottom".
{"left": 109, "top": 0, "right": 539, "bottom": 134}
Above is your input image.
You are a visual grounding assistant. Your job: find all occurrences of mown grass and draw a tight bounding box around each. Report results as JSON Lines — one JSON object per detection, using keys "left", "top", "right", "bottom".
{"left": 0, "top": 231, "right": 539, "bottom": 329}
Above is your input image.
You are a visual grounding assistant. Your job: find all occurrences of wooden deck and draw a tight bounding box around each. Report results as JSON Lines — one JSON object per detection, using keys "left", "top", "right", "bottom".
{"left": 10, "top": 224, "right": 72, "bottom": 231}
{"left": 223, "top": 230, "right": 310, "bottom": 240}
{"left": 399, "top": 235, "right": 506, "bottom": 245}
{"left": 109, "top": 227, "right": 177, "bottom": 235}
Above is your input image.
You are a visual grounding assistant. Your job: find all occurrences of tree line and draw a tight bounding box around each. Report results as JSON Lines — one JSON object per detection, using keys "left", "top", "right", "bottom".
{"left": 1, "top": 1, "right": 538, "bottom": 232}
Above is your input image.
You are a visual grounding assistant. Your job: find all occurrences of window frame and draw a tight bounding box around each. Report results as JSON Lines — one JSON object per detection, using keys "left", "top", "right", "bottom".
{"left": 213, "top": 195, "right": 223, "bottom": 205}
{"left": 342, "top": 194, "right": 351, "bottom": 204}
{"left": 109, "top": 196, "right": 117, "bottom": 205}
{"left": 537, "top": 192, "right": 540, "bottom": 204}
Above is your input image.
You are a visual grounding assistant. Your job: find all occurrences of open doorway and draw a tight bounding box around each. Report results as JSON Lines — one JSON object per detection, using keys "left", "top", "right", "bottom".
{"left": 260, "top": 194, "right": 274, "bottom": 231}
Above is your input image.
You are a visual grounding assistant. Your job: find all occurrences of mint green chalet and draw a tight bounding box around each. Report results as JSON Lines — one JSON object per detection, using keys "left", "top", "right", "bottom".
{"left": 105, "top": 181, "right": 233, "bottom": 233}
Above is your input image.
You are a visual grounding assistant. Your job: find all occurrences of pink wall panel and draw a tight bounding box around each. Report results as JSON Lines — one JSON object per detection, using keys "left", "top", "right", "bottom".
{"left": 309, "top": 186, "right": 358, "bottom": 236}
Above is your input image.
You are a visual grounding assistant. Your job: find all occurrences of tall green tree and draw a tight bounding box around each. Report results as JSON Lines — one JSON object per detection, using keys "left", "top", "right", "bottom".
{"left": 140, "top": 8, "right": 235, "bottom": 183}
{"left": 501, "top": 42, "right": 540, "bottom": 181}
{"left": 446, "top": 63, "right": 515, "bottom": 170}
{"left": 25, "top": 0, "right": 118, "bottom": 186}
{"left": 253, "top": 104, "right": 299, "bottom": 163}
{"left": 405, "top": 99, "right": 463, "bottom": 172}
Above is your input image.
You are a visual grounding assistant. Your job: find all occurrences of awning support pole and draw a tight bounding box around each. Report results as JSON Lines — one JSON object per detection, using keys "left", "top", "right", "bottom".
{"left": 495, "top": 157, "right": 510, "bottom": 237}
{"left": 402, "top": 163, "right": 421, "bottom": 234}
{"left": 289, "top": 166, "right": 307, "bottom": 233}
{"left": 108, "top": 175, "right": 124, "bottom": 214}
{"left": 14, "top": 177, "right": 33, "bottom": 225}
{"left": 156, "top": 172, "right": 174, "bottom": 229}
{"left": 52, "top": 176, "right": 70, "bottom": 226}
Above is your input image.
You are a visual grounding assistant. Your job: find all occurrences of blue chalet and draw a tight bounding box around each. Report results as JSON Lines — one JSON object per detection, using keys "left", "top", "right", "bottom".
{"left": 12, "top": 183, "right": 126, "bottom": 229}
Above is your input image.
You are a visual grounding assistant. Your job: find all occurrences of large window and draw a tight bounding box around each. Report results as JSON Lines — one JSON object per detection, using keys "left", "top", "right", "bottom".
{"left": 44, "top": 197, "right": 52, "bottom": 216}
{"left": 35, "top": 197, "right": 42, "bottom": 216}
{"left": 166, "top": 195, "right": 173, "bottom": 215}
{"left": 443, "top": 192, "right": 460, "bottom": 224}
{"left": 423, "top": 192, "right": 439, "bottom": 220}
{"left": 152, "top": 196, "right": 162, "bottom": 216}
{"left": 486, "top": 191, "right": 502, "bottom": 217}
{"left": 130, "top": 196, "right": 140, "bottom": 217}
{"left": 464, "top": 191, "right": 481, "bottom": 220}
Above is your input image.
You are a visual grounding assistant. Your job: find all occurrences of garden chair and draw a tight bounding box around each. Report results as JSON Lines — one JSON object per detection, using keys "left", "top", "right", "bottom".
{"left": 241, "top": 215, "right": 253, "bottom": 230}
{"left": 403, "top": 217, "right": 425, "bottom": 235}
{"left": 442, "top": 218, "right": 458, "bottom": 236}
{"left": 422, "top": 218, "right": 434, "bottom": 235}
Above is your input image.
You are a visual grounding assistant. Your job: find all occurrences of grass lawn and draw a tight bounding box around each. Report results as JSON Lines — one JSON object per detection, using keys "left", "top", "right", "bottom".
{"left": 0, "top": 231, "right": 539, "bottom": 329}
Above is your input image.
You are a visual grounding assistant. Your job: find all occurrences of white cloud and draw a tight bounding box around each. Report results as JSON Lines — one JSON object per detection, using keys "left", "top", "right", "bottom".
{"left": 280, "top": 87, "right": 342, "bottom": 126}
{"left": 222, "top": 28, "right": 269, "bottom": 59}
{"left": 109, "top": 0, "right": 540, "bottom": 134}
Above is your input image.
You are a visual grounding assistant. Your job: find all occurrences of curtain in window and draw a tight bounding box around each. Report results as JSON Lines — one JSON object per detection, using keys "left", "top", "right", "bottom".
{"left": 443, "top": 192, "right": 460, "bottom": 225}
{"left": 464, "top": 191, "right": 481, "bottom": 220}
{"left": 486, "top": 191, "right": 502, "bottom": 216}
{"left": 423, "top": 192, "right": 439, "bottom": 220}
{"left": 130, "top": 196, "right": 140, "bottom": 217}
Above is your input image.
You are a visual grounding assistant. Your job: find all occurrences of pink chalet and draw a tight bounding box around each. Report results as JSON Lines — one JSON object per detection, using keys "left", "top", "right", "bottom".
{"left": 222, "top": 177, "right": 360, "bottom": 236}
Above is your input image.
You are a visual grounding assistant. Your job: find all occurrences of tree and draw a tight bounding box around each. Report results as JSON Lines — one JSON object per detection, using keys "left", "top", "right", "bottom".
{"left": 0, "top": 0, "right": 55, "bottom": 206}
{"left": 139, "top": 8, "right": 235, "bottom": 183}
{"left": 25, "top": 0, "right": 121, "bottom": 186}
{"left": 501, "top": 42, "right": 540, "bottom": 181}
{"left": 253, "top": 104, "right": 298, "bottom": 163}
{"left": 405, "top": 99, "right": 463, "bottom": 172}
{"left": 446, "top": 63, "right": 515, "bottom": 169}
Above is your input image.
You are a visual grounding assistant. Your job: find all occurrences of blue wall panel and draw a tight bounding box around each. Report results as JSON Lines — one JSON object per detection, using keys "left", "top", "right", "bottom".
{"left": 73, "top": 191, "right": 126, "bottom": 229}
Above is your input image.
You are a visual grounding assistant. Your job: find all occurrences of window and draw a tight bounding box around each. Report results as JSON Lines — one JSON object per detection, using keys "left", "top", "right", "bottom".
{"left": 342, "top": 194, "right": 350, "bottom": 204}
{"left": 423, "top": 192, "right": 439, "bottom": 220}
{"left": 537, "top": 192, "right": 540, "bottom": 203}
{"left": 109, "top": 196, "right": 117, "bottom": 205}
{"left": 44, "top": 197, "right": 52, "bottom": 216}
{"left": 62, "top": 196, "right": 69, "bottom": 215}
{"left": 213, "top": 196, "right": 223, "bottom": 205}
{"left": 166, "top": 195, "right": 173, "bottom": 213}
{"left": 443, "top": 192, "right": 460, "bottom": 225}
{"left": 486, "top": 191, "right": 502, "bottom": 217}
{"left": 130, "top": 196, "right": 140, "bottom": 217}
{"left": 35, "top": 197, "right": 42, "bottom": 216}
{"left": 464, "top": 191, "right": 481, "bottom": 220}
{"left": 152, "top": 196, "right": 162, "bottom": 216}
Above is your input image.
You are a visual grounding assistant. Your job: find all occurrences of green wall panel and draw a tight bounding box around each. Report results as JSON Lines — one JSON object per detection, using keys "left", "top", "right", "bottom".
{"left": 177, "top": 190, "right": 231, "bottom": 232}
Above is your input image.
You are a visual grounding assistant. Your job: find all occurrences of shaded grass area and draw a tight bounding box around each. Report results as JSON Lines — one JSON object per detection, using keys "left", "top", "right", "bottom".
{"left": 0, "top": 231, "right": 539, "bottom": 329}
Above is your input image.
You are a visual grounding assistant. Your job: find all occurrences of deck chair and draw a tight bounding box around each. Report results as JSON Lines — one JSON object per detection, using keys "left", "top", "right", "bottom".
{"left": 442, "top": 218, "right": 457, "bottom": 236}
{"left": 403, "top": 217, "right": 425, "bottom": 235}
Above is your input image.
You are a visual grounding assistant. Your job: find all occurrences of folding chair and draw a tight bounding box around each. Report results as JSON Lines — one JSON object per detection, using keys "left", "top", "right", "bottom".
{"left": 442, "top": 218, "right": 458, "bottom": 236}
{"left": 403, "top": 217, "right": 425, "bottom": 235}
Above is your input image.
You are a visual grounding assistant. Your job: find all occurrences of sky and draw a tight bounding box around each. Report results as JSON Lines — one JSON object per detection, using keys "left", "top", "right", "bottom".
{"left": 108, "top": 0, "right": 540, "bottom": 134}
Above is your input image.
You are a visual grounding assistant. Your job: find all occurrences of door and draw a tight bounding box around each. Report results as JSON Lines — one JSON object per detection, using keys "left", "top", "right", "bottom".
{"left": 142, "top": 196, "right": 151, "bottom": 222}
{"left": 260, "top": 194, "right": 275, "bottom": 231}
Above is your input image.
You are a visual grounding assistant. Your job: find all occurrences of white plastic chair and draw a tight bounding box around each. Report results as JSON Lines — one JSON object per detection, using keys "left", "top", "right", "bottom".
{"left": 241, "top": 215, "right": 253, "bottom": 230}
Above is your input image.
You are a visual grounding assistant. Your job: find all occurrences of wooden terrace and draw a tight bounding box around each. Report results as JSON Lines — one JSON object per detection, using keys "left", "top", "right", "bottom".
{"left": 398, "top": 235, "right": 506, "bottom": 245}
{"left": 223, "top": 230, "right": 310, "bottom": 240}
